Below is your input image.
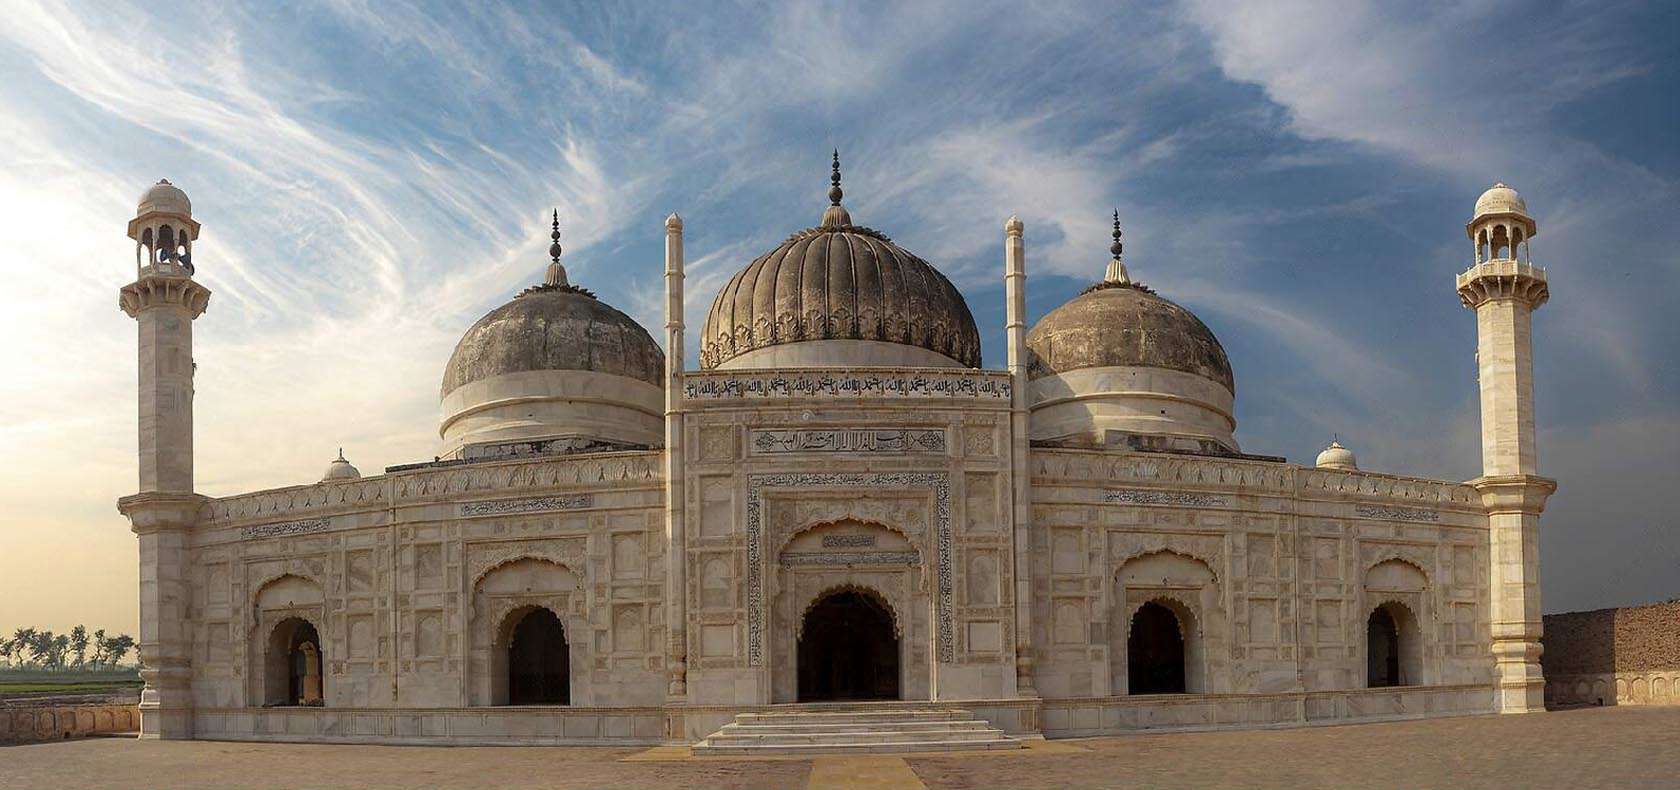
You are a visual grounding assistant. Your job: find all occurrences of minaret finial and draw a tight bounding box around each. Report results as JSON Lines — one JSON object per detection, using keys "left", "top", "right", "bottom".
{"left": 544, "top": 209, "right": 568, "bottom": 287}
{"left": 1103, "top": 209, "right": 1131, "bottom": 285}
{"left": 828, "top": 149, "right": 843, "bottom": 206}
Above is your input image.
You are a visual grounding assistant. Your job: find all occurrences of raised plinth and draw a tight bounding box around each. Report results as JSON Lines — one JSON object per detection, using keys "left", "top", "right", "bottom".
{"left": 692, "top": 706, "right": 1020, "bottom": 755}
{"left": 1457, "top": 259, "right": 1548, "bottom": 309}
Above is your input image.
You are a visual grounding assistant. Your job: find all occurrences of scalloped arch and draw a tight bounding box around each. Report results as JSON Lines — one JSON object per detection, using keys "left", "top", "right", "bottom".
{"left": 250, "top": 570, "right": 325, "bottom": 606}
{"left": 797, "top": 584, "right": 903, "bottom": 639}
{"left": 1121, "top": 592, "right": 1201, "bottom": 642}
{"left": 470, "top": 554, "right": 583, "bottom": 593}
{"left": 1364, "top": 554, "right": 1431, "bottom": 585}
{"left": 775, "top": 518, "right": 921, "bottom": 558}
{"left": 1114, "top": 547, "right": 1221, "bottom": 583}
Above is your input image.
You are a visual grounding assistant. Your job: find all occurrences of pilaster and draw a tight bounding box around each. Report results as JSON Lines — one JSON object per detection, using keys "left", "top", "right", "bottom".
{"left": 1471, "top": 475, "right": 1554, "bottom": 713}
{"left": 117, "top": 492, "right": 204, "bottom": 738}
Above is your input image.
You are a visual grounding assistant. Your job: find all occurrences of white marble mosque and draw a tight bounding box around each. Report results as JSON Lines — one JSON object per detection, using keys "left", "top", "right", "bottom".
{"left": 115, "top": 159, "right": 1557, "bottom": 748}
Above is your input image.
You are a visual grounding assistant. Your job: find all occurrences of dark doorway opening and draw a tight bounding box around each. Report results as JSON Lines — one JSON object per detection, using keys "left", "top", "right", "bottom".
{"left": 798, "top": 590, "right": 900, "bottom": 702}
{"left": 284, "top": 621, "right": 322, "bottom": 706}
{"left": 1128, "top": 602, "right": 1187, "bottom": 694}
{"left": 507, "top": 607, "right": 570, "bottom": 705}
{"left": 1367, "top": 607, "right": 1402, "bottom": 687}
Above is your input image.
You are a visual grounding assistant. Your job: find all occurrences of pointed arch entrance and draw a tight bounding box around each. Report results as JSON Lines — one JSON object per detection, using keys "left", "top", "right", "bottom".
{"left": 1368, "top": 606, "right": 1401, "bottom": 687}
{"left": 798, "top": 588, "right": 900, "bottom": 702}
{"left": 265, "top": 617, "right": 323, "bottom": 706}
{"left": 1128, "top": 602, "right": 1187, "bottom": 694}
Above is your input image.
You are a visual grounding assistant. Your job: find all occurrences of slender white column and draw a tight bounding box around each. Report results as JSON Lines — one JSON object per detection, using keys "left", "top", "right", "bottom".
{"left": 1003, "top": 215, "right": 1036, "bottom": 696}
{"left": 663, "top": 213, "right": 688, "bottom": 698}
{"left": 1458, "top": 221, "right": 1553, "bottom": 713}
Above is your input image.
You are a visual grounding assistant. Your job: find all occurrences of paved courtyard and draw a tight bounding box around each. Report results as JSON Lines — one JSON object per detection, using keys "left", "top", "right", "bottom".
{"left": 2, "top": 706, "right": 1675, "bottom": 789}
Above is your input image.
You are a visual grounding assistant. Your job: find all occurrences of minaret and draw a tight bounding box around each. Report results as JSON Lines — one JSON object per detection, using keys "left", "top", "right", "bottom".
{"left": 116, "top": 179, "right": 211, "bottom": 738}
{"left": 663, "top": 211, "right": 688, "bottom": 698}
{"left": 1456, "top": 182, "right": 1555, "bottom": 714}
{"left": 1003, "top": 214, "right": 1035, "bottom": 696}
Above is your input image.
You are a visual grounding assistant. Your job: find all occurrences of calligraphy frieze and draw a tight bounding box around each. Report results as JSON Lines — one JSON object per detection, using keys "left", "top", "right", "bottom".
{"left": 750, "top": 428, "right": 946, "bottom": 455}
{"left": 241, "top": 518, "right": 330, "bottom": 540}
{"left": 781, "top": 551, "right": 920, "bottom": 567}
{"left": 459, "top": 495, "right": 592, "bottom": 518}
{"left": 1104, "top": 490, "right": 1228, "bottom": 507}
{"left": 1355, "top": 504, "right": 1440, "bottom": 523}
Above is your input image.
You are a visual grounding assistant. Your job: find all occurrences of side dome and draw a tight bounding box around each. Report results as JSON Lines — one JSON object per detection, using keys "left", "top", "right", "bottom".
{"left": 699, "top": 154, "right": 981, "bottom": 369}
{"left": 439, "top": 215, "right": 665, "bottom": 460}
{"left": 1026, "top": 283, "right": 1233, "bottom": 391}
{"left": 1024, "top": 216, "right": 1238, "bottom": 454}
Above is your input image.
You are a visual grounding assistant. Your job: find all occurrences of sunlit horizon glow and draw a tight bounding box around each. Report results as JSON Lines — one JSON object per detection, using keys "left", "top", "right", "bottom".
{"left": 0, "top": 0, "right": 1675, "bottom": 636}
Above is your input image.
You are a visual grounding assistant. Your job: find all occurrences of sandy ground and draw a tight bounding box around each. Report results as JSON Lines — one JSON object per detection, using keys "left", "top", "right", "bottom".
{"left": 2, "top": 706, "right": 1676, "bottom": 789}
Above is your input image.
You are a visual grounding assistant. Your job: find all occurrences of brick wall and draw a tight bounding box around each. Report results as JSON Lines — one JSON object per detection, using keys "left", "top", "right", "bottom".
{"left": 1543, "top": 600, "right": 1680, "bottom": 674}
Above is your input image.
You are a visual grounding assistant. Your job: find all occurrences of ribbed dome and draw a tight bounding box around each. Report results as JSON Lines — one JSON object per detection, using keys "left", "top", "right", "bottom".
{"left": 1474, "top": 183, "right": 1528, "bottom": 218}
{"left": 442, "top": 285, "right": 664, "bottom": 398}
{"left": 1026, "top": 282, "right": 1234, "bottom": 393}
{"left": 138, "top": 179, "right": 191, "bottom": 216}
{"left": 700, "top": 224, "right": 980, "bottom": 369}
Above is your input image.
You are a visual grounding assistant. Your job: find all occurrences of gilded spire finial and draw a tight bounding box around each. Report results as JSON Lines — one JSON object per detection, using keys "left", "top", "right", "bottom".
{"left": 828, "top": 149, "right": 844, "bottom": 206}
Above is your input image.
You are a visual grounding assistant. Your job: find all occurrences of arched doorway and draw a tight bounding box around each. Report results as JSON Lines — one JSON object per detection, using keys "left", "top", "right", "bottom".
{"left": 1128, "top": 602, "right": 1187, "bottom": 694}
{"left": 798, "top": 589, "right": 899, "bottom": 702}
{"left": 506, "top": 607, "right": 569, "bottom": 705}
{"left": 1368, "top": 606, "right": 1402, "bottom": 687}
{"left": 265, "top": 618, "right": 322, "bottom": 706}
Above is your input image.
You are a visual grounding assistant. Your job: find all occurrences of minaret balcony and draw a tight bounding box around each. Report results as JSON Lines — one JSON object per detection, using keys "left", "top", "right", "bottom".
{"left": 1456, "top": 259, "right": 1549, "bottom": 309}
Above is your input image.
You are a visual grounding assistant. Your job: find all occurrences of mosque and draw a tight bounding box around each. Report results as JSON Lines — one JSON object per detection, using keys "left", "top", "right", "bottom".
{"left": 116, "top": 156, "right": 1556, "bottom": 749}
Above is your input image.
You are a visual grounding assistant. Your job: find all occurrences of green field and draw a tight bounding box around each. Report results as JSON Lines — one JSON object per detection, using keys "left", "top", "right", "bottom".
{"left": 0, "top": 680, "right": 142, "bottom": 695}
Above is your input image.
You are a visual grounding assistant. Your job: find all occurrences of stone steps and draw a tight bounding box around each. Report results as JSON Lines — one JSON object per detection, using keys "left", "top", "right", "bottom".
{"left": 693, "top": 706, "right": 1020, "bottom": 755}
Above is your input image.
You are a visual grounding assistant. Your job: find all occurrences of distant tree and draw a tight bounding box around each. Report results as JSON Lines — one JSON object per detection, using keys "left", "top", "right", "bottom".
{"left": 69, "top": 625, "right": 89, "bottom": 668}
{"left": 0, "top": 635, "right": 14, "bottom": 667}
{"left": 102, "top": 634, "right": 136, "bottom": 666}
{"left": 12, "top": 628, "right": 38, "bottom": 667}
{"left": 88, "top": 628, "right": 108, "bottom": 666}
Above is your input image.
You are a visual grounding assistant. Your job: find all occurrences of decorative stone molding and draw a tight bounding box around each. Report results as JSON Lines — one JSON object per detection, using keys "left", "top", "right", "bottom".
{"left": 683, "top": 369, "right": 1011, "bottom": 403}
{"left": 459, "top": 495, "right": 592, "bottom": 517}
{"left": 240, "top": 518, "right": 331, "bottom": 539}
{"left": 1302, "top": 468, "right": 1478, "bottom": 505}
{"left": 1354, "top": 504, "right": 1439, "bottom": 522}
{"left": 746, "top": 472, "right": 952, "bottom": 664}
{"left": 1105, "top": 490, "right": 1227, "bottom": 507}
{"left": 748, "top": 428, "right": 946, "bottom": 455}
{"left": 1035, "top": 450, "right": 1292, "bottom": 494}
{"left": 202, "top": 452, "right": 658, "bottom": 526}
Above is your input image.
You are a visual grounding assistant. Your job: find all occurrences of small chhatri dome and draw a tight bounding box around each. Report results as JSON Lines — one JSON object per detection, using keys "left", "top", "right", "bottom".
{"left": 1473, "top": 182, "right": 1529, "bottom": 219}
{"left": 321, "top": 448, "right": 361, "bottom": 481}
{"left": 700, "top": 152, "right": 981, "bottom": 369}
{"left": 1315, "top": 439, "right": 1357, "bottom": 470}
{"left": 138, "top": 178, "right": 192, "bottom": 216}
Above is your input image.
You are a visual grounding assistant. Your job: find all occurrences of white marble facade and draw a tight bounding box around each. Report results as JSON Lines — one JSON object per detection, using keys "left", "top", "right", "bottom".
{"left": 117, "top": 176, "right": 1554, "bottom": 743}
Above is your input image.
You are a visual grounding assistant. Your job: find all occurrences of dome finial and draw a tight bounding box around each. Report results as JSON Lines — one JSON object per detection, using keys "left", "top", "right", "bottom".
{"left": 829, "top": 149, "right": 843, "bottom": 206}
{"left": 1103, "top": 210, "right": 1130, "bottom": 285}
{"left": 544, "top": 209, "right": 569, "bottom": 287}
{"left": 820, "top": 149, "right": 852, "bottom": 228}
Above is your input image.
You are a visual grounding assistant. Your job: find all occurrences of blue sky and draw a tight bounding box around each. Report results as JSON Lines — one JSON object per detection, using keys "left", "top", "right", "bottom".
{"left": 0, "top": 0, "right": 1674, "bottom": 633}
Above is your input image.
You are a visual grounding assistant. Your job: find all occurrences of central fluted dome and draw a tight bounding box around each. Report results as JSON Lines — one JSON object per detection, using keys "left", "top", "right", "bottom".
{"left": 700, "top": 155, "right": 980, "bottom": 369}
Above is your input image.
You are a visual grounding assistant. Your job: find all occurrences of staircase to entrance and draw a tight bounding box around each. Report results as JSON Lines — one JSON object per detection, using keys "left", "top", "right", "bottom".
{"left": 692, "top": 704, "right": 1021, "bottom": 755}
